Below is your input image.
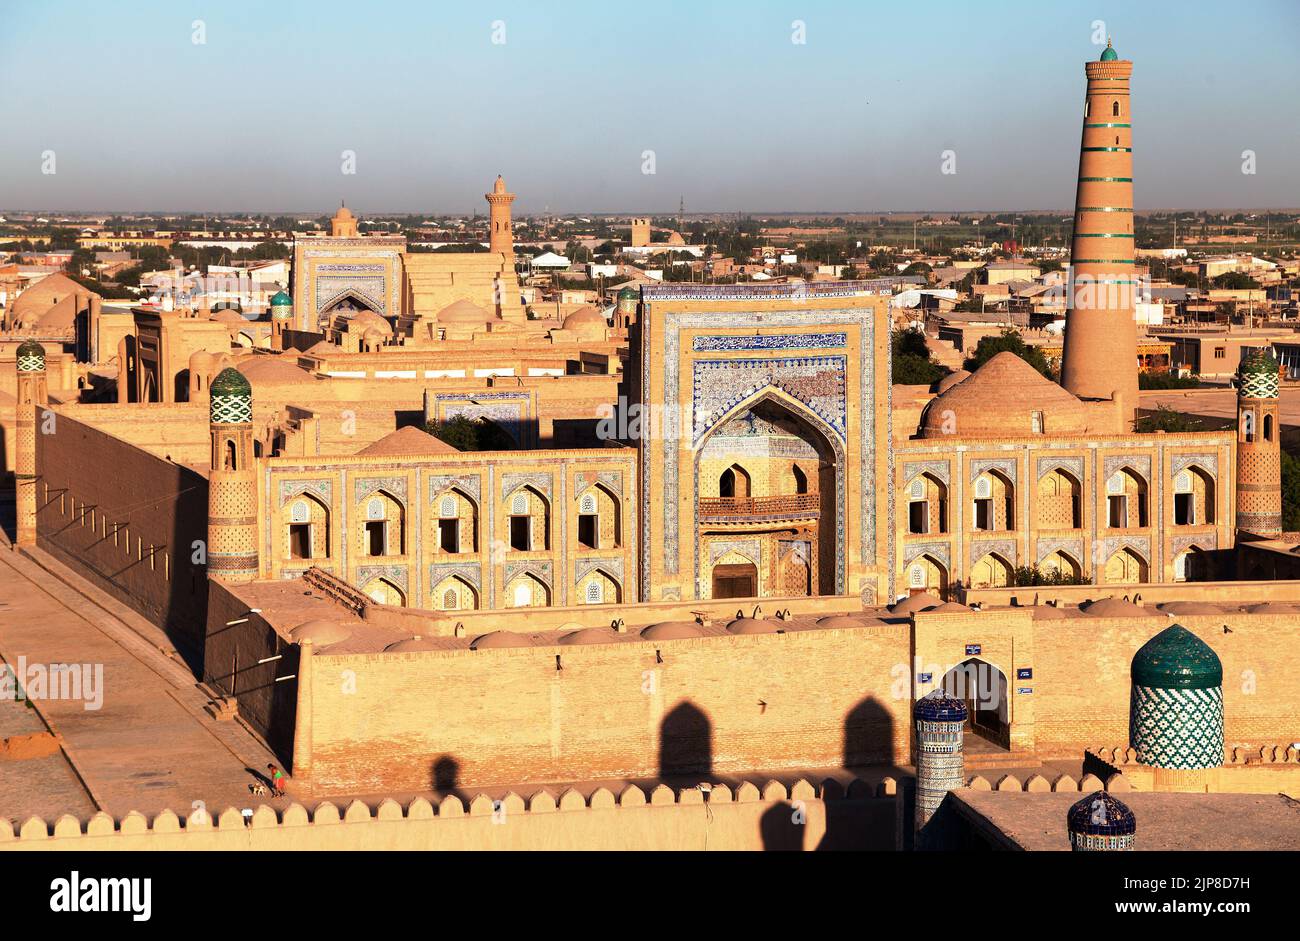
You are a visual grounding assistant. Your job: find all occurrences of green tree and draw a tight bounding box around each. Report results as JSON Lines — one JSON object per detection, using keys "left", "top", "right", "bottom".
{"left": 1212, "top": 271, "right": 1259, "bottom": 290}
{"left": 424, "top": 415, "right": 514, "bottom": 451}
{"left": 1133, "top": 404, "right": 1200, "bottom": 434}
{"left": 891, "top": 328, "right": 948, "bottom": 385}
{"left": 1282, "top": 450, "right": 1300, "bottom": 532}
{"left": 962, "top": 329, "right": 1051, "bottom": 377}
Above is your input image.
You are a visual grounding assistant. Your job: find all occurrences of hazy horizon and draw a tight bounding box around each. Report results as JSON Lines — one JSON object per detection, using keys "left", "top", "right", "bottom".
{"left": 3, "top": 0, "right": 1297, "bottom": 214}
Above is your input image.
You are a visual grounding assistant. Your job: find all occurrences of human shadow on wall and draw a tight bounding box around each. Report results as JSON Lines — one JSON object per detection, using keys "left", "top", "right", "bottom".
{"left": 760, "top": 802, "right": 805, "bottom": 850}
{"left": 430, "top": 754, "right": 470, "bottom": 804}
{"left": 658, "top": 700, "right": 713, "bottom": 777}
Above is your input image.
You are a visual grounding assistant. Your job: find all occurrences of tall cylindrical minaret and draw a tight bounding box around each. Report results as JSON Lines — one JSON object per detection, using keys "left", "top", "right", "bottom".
{"left": 1059, "top": 39, "right": 1139, "bottom": 426}
{"left": 1130, "top": 624, "right": 1223, "bottom": 792}
{"left": 14, "top": 339, "right": 48, "bottom": 547}
{"left": 1235, "top": 349, "right": 1282, "bottom": 536}
{"left": 207, "top": 367, "right": 260, "bottom": 582}
{"left": 485, "top": 175, "right": 516, "bottom": 261}
{"left": 913, "top": 688, "right": 968, "bottom": 837}
{"left": 1067, "top": 790, "right": 1136, "bottom": 851}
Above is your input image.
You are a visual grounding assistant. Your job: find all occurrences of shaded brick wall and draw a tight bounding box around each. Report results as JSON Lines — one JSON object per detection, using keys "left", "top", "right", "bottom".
{"left": 34, "top": 410, "right": 209, "bottom": 656}
{"left": 303, "top": 626, "right": 912, "bottom": 792}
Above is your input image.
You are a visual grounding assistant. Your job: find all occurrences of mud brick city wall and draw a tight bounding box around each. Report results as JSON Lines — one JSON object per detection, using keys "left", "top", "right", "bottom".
{"left": 205, "top": 582, "right": 299, "bottom": 761}
{"left": 302, "top": 625, "right": 912, "bottom": 792}
{"left": 34, "top": 410, "right": 210, "bottom": 652}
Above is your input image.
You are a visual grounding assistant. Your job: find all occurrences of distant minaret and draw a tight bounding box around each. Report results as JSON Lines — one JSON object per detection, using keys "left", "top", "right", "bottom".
{"left": 485, "top": 175, "right": 516, "bottom": 262}
{"left": 207, "top": 367, "right": 259, "bottom": 582}
{"left": 14, "top": 340, "right": 48, "bottom": 547}
{"left": 1235, "top": 349, "right": 1282, "bottom": 536}
{"left": 1059, "top": 38, "right": 1139, "bottom": 426}
{"left": 269, "top": 290, "right": 294, "bottom": 350}
{"left": 331, "top": 203, "right": 358, "bottom": 237}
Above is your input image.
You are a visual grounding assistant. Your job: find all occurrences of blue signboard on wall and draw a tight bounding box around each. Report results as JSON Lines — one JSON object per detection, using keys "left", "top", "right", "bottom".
{"left": 965, "top": 644, "right": 981, "bottom": 656}
{"left": 1017, "top": 668, "right": 1033, "bottom": 680}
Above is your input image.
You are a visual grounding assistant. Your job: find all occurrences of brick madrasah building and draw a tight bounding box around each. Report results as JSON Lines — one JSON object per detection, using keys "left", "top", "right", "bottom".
{"left": 4, "top": 42, "right": 1300, "bottom": 833}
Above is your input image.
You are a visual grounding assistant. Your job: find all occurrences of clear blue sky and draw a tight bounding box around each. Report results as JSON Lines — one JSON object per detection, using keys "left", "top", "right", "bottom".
{"left": 2, "top": 0, "right": 1296, "bottom": 213}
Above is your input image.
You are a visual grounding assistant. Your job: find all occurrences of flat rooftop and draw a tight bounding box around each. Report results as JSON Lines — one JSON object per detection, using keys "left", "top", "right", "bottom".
{"left": 950, "top": 790, "right": 1300, "bottom": 850}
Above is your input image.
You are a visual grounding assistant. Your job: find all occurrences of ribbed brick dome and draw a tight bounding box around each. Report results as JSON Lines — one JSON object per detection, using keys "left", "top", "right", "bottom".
{"left": 921, "top": 352, "right": 1091, "bottom": 438}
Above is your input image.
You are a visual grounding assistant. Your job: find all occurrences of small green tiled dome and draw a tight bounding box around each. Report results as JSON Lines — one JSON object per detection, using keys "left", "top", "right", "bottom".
{"left": 270, "top": 290, "right": 292, "bottom": 307}
{"left": 617, "top": 286, "right": 638, "bottom": 300}
{"left": 16, "top": 339, "right": 46, "bottom": 371}
{"left": 1131, "top": 625, "right": 1222, "bottom": 690}
{"left": 1237, "top": 348, "right": 1279, "bottom": 378}
{"left": 1099, "top": 41, "right": 1119, "bottom": 61}
{"left": 210, "top": 366, "right": 251, "bottom": 398}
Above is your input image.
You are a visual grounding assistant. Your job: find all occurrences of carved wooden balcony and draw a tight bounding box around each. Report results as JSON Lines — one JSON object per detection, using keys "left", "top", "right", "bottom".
{"left": 698, "top": 493, "right": 820, "bottom": 521}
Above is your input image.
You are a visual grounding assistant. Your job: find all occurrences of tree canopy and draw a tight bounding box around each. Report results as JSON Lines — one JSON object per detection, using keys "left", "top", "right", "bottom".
{"left": 962, "top": 328, "right": 1052, "bottom": 377}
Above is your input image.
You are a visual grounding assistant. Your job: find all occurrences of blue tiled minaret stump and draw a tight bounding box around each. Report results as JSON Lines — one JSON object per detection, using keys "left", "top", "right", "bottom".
{"left": 913, "top": 689, "right": 968, "bottom": 834}
{"left": 1067, "top": 790, "right": 1136, "bottom": 851}
{"left": 1130, "top": 624, "right": 1224, "bottom": 791}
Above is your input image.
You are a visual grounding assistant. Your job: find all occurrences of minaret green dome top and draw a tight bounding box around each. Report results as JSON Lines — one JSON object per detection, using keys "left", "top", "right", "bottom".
{"left": 270, "top": 290, "right": 292, "bottom": 307}
{"left": 210, "top": 366, "right": 251, "bottom": 398}
{"left": 1237, "top": 348, "right": 1279, "bottom": 378}
{"left": 16, "top": 339, "right": 46, "bottom": 371}
{"left": 617, "top": 286, "right": 638, "bottom": 300}
{"left": 1131, "top": 625, "right": 1222, "bottom": 690}
{"left": 1099, "top": 39, "right": 1118, "bottom": 61}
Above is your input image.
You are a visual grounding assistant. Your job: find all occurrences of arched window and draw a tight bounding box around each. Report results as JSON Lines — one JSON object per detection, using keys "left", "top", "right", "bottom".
{"left": 578, "top": 491, "right": 599, "bottom": 549}
{"left": 1265, "top": 414, "right": 1274, "bottom": 441}
{"left": 579, "top": 493, "right": 597, "bottom": 514}
{"left": 290, "top": 500, "right": 310, "bottom": 523}
{"left": 586, "top": 581, "right": 602, "bottom": 604}
{"left": 909, "top": 565, "right": 926, "bottom": 588}
{"left": 224, "top": 440, "right": 237, "bottom": 471}
{"left": 439, "top": 495, "right": 457, "bottom": 518}
{"left": 511, "top": 492, "right": 528, "bottom": 515}
{"left": 1112, "top": 100, "right": 1120, "bottom": 117}
{"left": 366, "top": 497, "right": 385, "bottom": 521}
{"left": 443, "top": 587, "right": 458, "bottom": 609}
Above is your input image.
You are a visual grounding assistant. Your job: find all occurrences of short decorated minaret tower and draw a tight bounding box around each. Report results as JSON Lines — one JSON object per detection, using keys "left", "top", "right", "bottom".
{"left": 269, "top": 290, "right": 294, "bottom": 350}
{"left": 614, "top": 285, "right": 639, "bottom": 329}
{"left": 14, "top": 339, "right": 48, "bottom": 547}
{"left": 1234, "top": 348, "right": 1282, "bottom": 536}
{"left": 912, "top": 688, "right": 968, "bottom": 837}
{"left": 485, "top": 175, "right": 516, "bottom": 262}
{"left": 1059, "top": 38, "right": 1139, "bottom": 427}
{"left": 330, "top": 203, "right": 358, "bottom": 238}
{"left": 207, "top": 367, "right": 259, "bottom": 582}
{"left": 1067, "top": 791, "right": 1136, "bottom": 851}
{"left": 1130, "top": 624, "right": 1224, "bottom": 791}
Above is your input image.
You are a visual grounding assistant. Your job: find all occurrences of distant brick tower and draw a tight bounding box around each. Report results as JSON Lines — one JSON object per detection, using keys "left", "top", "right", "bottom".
{"left": 485, "top": 175, "right": 516, "bottom": 262}
{"left": 1059, "top": 39, "right": 1139, "bottom": 427}
{"left": 1067, "top": 791, "right": 1136, "bottom": 851}
{"left": 630, "top": 217, "right": 651, "bottom": 248}
{"left": 14, "top": 339, "right": 48, "bottom": 548}
{"left": 207, "top": 367, "right": 259, "bottom": 582}
{"left": 330, "top": 203, "right": 358, "bottom": 238}
{"left": 269, "top": 289, "right": 294, "bottom": 350}
{"left": 1235, "top": 349, "right": 1282, "bottom": 536}
{"left": 912, "top": 688, "right": 968, "bottom": 838}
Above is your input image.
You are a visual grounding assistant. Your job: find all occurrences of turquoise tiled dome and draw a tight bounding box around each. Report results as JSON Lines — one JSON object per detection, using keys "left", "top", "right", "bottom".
{"left": 1132, "top": 624, "right": 1222, "bottom": 690}
{"left": 16, "top": 339, "right": 46, "bottom": 372}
